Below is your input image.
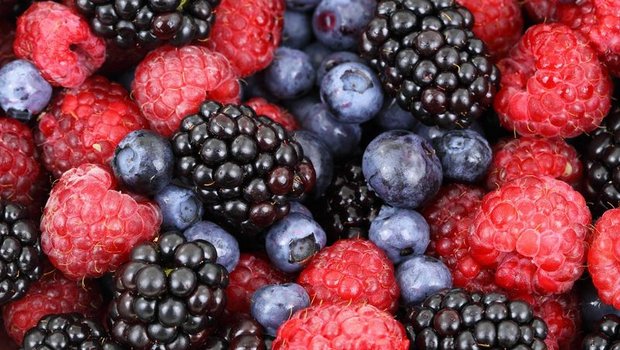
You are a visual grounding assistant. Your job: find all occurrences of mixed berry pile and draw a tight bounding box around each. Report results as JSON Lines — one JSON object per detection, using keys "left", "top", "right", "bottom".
{"left": 1, "top": 0, "right": 620, "bottom": 349}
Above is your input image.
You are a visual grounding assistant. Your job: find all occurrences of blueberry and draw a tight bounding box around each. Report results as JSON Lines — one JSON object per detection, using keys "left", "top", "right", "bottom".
{"left": 363, "top": 131, "right": 442, "bottom": 209}
{"left": 293, "top": 130, "right": 334, "bottom": 197}
{"left": 433, "top": 129, "right": 492, "bottom": 183}
{"left": 155, "top": 184, "right": 204, "bottom": 231}
{"left": 283, "top": 10, "right": 313, "bottom": 49}
{"left": 0, "top": 59, "right": 52, "bottom": 121}
{"left": 183, "top": 221, "right": 240, "bottom": 272}
{"left": 578, "top": 278, "right": 620, "bottom": 332}
{"left": 415, "top": 121, "right": 485, "bottom": 142}
{"left": 369, "top": 206, "right": 430, "bottom": 264}
{"left": 289, "top": 201, "right": 313, "bottom": 218}
{"left": 265, "top": 213, "right": 327, "bottom": 273}
{"left": 312, "top": 0, "right": 376, "bottom": 50}
{"left": 300, "top": 103, "right": 361, "bottom": 158}
{"left": 251, "top": 283, "right": 310, "bottom": 336}
{"left": 112, "top": 130, "right": 174, "bottom": 195}
{"left": 286, "top": 0, "right": 321, "bottom": 11}
{"left": 316, "top": 51, "right": 364, "bottom": 86}
{"left": 303, "top": 41, "right": 333, "bottom": 69}
{"left": 265, "top": 47, "right": 316, "bottom": 100}
{"left": 283, "top": 94, "right": 320, "bottom": 121}
{"left": 376, "top": 99, "right": 418, "bottom": 131}
{"left": 396, "top": 255, "right": 452, "bottom": 305}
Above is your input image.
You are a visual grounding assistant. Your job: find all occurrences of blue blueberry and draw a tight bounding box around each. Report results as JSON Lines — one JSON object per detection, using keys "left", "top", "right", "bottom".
{"left": 396, "top": 255, "right": 452, "bottom": 305}
{"left": 155, "top": 184, "right": 204, "bottom": 231}
{"left": 265, "top": 213, "right": 327, "bottom": 273}
{"left": 286, "top": 0, "right": 321, "bottom": 11}
{"left": 265, "top": 47, "right": 316, "bottom": 100}
{"left": 293, "top": 130, "right": 334, "bottom": 197}
{"left": 312, "top": 0, "right": 376, "bottom": 50}
{"left": 363, "top": 131, "right": 442, "bottom": 209}
{"left": 251, "top": 283, "right": 310, "bottom": 336}
{"left": 283, "top": 11, "right": 313, "bottom": 49}
{"left": 369, "top": 206, "right": 430, "bottom": 264}
{"left": 289, "top": 201, "right": 313, "bottom": 218}
{"left": 415, "top": 121, "right": 485, "bottom": 142}
{"left": 320, "top": 62, "right": 383, "bottom": 124}
{"left": 183, "top": 221, "right": 240, "bottom": 272}
{"left": 111, "top": 130, "right": 174, "bottom": 195}
{"left": 376, "top": 99, "right": 418, "bottom": 131}
{"left": 283, "top": 94, "right": 320, "bottom": 122}
{"left": 578, "top": 278, "right": 620, "bottom": 332}
{"left": 300, "top": 103, "right": 361, "bottom": 157}
{"left": 316, "top": 51, "right": 364, "bottom": 86}
{"left": 432, "top": 129, "right": 492, "bottom": 183}
{"left": 0, "top": 59, "right": 52, "bottom": 121}
{"left": 303, "top": 41, "right": 333, "bottom": 69}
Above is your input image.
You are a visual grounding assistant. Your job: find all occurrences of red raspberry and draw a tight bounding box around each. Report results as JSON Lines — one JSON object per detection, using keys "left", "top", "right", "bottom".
{"left": 40, "top": 164, "right": 162, "bottom": 280}
{"left": 469, "top": 175, "right": 591, "bottom": 296}
{"left": 132, "top": 45, "right": 241, "bottom": 137}
{"left": 2, "top": 269, "right": 102, "bottom": 344}
{"left": 523, "top": 0, "right": 560, "bottom": 23}
{"left": 205, "top": 0, "right": 285, "bottom": 77}
{"left": 297, "top": 239, "right": 400, "bottom": 313}
{"left": 36, "top": 75, "right": 147, "bottom": 178}
{"left": 486, "top": 136, "right": 583, "bottom": 190}
{"left": 273, "top": 303, "right": 409, "bottom": 350}
{"left": 456, "top": 0, "right": 523, "bottom": 60}
{"left": 245, "top": 97, "right": 299, "bottom": 131}
{"left": 589, "top": 207, "right": 620, "bottom": 309}
{"left": 226, "top": 253, "right": 291, "bottom": 315}
{"left": 494, "top": 23, "right": 612, "bottom": 138}
{"left": 533, "top": 292, "right": 581, "bottom": 350}
{"left": 13, "top": 2, "right": 105, "bottom": 88}
{"left": 0, "top": 21, "right": 15, "bottom": 68}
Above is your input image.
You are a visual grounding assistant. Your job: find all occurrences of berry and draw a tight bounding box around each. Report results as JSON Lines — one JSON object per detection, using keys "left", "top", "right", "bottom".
{"left": 40, "top": 164, "right": 162, "bottom": 280}
{"left": 289, "top": 202, "right": 312, "bottom": 217}
{"left": 396, "top": 255, "right": 452, "bottom": 305}
{"left": 523, "top": 0, "right": 560, "bottom": 23}
{"left": 132, "top": 45, "right": 241, "bottom": 137}
{"left": 286, "top": 0, "right": 320, "bottom": 11}
{"left": 13, "top": 1, "right": 105, "bottom": 88}
{"left": 375, "top": 99, "right": 419, "bottom": 131}
{"left": 155, "top": 184, "right": 204, "bottom": 231}
{"left": 494, "top": 23, "right": 612, "bottom": 138}
{"left": 293, "top": 130, "right": 334, "bottom": 198}
{"left": 303, "top": 41, "right": 333, "bottom": 68}
{"left": 250, "top": 283, "right": 310, "bottom": 336}
{"left": 107, "top": 231, "right": 229, "bottom": 349}
{"left": 583, "top": 314, "right": 620, "bottom": 350}
{"left": 469, "top": 175, "right": 591, "bottom": 295}
{"left": 264, "top": 47, "right": 316, "bottom": 100}
{"left": 580, "top": 278, "right": 620, "bottom": 333}
{"left": 589, "top": 207, "right": 620, "bottom": 310}
{"left": 204, "top": 314, "right": 268, "bottom": 349}
{"left": 0, "top": 60, "right": 52, "bottom": 121}
{"left": 298, "top": 103, "right": 362, "bottom": 157}
{"left": 297, "top": 238, "right": 399, "bottom": 313}
{"left": 432, "top": 129, "right": 492, "bottom": 183}
{"left": 415, "top": 120, "right": 484, "bottom": 143}
{"left": 316, "top": 51, "right": 365, "bottom": 86}
{"left": 312, "top": 0, "right": 376, "bottom": 50}
{"left": 529, "top": 292, "right": 581, "bottom": 350}
{"left": 36, "top": 75, "right": 148, "bottom": 178}
{"left": 183, "top": 220, "right": 240, "bottom": 272}
{"left": 245, "top": 97, "right": 299, "bottom": 132}
{"left": 282, "top": 10, "right": 313, "bottom": 49}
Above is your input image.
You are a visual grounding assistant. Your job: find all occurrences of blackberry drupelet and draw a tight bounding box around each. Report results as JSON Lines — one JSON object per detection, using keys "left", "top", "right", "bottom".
{"left": 360, "top": 0, "right": 500, "bottom": 129}
{"left": 402, "top": 288, "right": 548, "bottom": 350}
{"left": 0, "top": 201, "right": 42, "bottom": 306}
{"left": 107, "top": 231, "right": 229, "bottom": 350}
{"left": 21, "top": 313, "right": 121, "bottom": 350}
{"left": 171, "top": 101, "right": 316, "bottom": 236}
{"left": 75, "top": 0, "right": 219, "bottom": 48}
{"left": 204, "top": 315, "right": 268, "bottom": 350}
{"left": 582, "top": 314, "right": 620, "bottom": 350}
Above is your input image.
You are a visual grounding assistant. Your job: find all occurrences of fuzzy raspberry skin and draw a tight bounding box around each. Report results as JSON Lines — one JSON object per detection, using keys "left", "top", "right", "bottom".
{"left": 486, "top": 136, "right": 583, "bottom": 190}
{"left": 36, "top": 75, "right": 147, "bottom": 178}
{"left": 132, "top": 45, "right": 241, "bottom": 137}
{"left": 273, "top": 303, "right": 409, "bottom": 350}
{"left": 0, "top": 21, "right": 15, "bottom": 68}
{"left": 40, "top": 164, "right": 162, "bottom": 280}
{"left": 456, "top": 0, "right": 523, "bottom": 60}
{"left": 13, "top": 2, "right": 105, "bottom": 88}
{"left": 225, "top": 253, "right": 291, "bottom": 315}
{"left": 245, "top": 97, "right": 299, "bottom": 131}
{"left": 588, "top": 207, "right": 620, "bottom": 310}
{"left": 205, "top": 0, "right": 285, "bottom": 77}
{"left": 470, "top": 175, "right": 591, "bottom": 296}
{"left": 494, "top": 23, "right": 612, "bottom": 138}
{"left": 2, "top": 269, "right": 102, "bottom": 344}
{"left": 297, "top": 239, "right": 400, "bottom": 313}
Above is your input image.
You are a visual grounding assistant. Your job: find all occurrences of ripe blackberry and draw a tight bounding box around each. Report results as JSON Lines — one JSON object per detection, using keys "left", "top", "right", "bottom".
{"left": 21, "top": 313, "right": 121, "bottom": 350}
{"left": 0, "top": 201, "right": 42, "bottom": 306}
{"left": 204, "top": 315, "right": 268, "bottom": 350}
{"left": 402, "top": 288, "right": 548, "bottom": 350}
{"left": 107, "top": 231, "right": 229, "bottom": 349}
{"left": 583, "top": 314, "right": 620, "bottom": 350}
{"left": 171, "top": 101, "right": 316, "bottom": 236}
{"left": 360, "top": 0, "right": 500, "bottom": 129}
{"left": 75, "top": 0, "right": 219, "bottom": 48}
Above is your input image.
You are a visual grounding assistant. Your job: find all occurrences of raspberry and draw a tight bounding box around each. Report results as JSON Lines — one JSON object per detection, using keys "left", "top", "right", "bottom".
{"left": 205, "top": 0, "right": 285, "bottom": 77}
{"left": 532, "top": 292, "right": 582, "bottom": 350}
{"left": 0, "top": 21, "right": 15, "bottom": 67}
{"left": 486, "top": 136, "right": 583, "bottom": 190}
{"left": 13, "top": 2, "right": 105, "bottom": 88}
{"left": 272, "top": 303, "right": 409, "bottom": 349}
{"left": 40, "top": 164, "right": 162, "bottom": 280}
{"left": 297, "top": 239, "right": 400, "bottom": 313}
{"left": 494, "top": 23, "right": 612, "bottom": 138}
{"left": 36, "top": 75, "right": 147, "bottom": 178}
{"left": 2, "top": 269, "right": 102, "bottom": 344}
{"left": 469, "top": 175, "right": 591, "bottom": 295}
{"left": 523, "top": 0, "right": 560, "bottom": 22}
{"left": 226, "top": 253, "right": 291, "bottom": 315}
{"left": 245, "top": 97, "right": 299, "bottom": 131}
{"left": 589, "top": 207, "right": 620, "bottom": 309}
{"left": 132, "top": 45, "right": 241, "bottom": 137}
{"left": 456, "top": 0, "right": 523, "bottom": 60}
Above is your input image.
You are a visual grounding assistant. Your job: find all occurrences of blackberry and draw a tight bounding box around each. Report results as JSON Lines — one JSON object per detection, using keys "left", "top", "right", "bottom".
{"left": 75, "top": 0, "right": 219, "bottom": 49}
{"left": 582, "top": 314, "right": 620, "bottom": 350}
{"left": 0, "top": 201, "right": 42, "bottom": 306}
{"left": 171, "top": 101, "right": 316, "bottom": 236}
{"left": 107, "top": 231, "right": 229, "bottom": 349}
{"left": 360, "top": 0, "right": 500, "bottom": 129}
{"left": 401, "top": 288, "right": 548, "bottom": 350}
{"left": 204, "top": 315, "right": 269, "bottom": 350}
{"left": 21, "top": 313, "right": 121, "bottom": 350}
